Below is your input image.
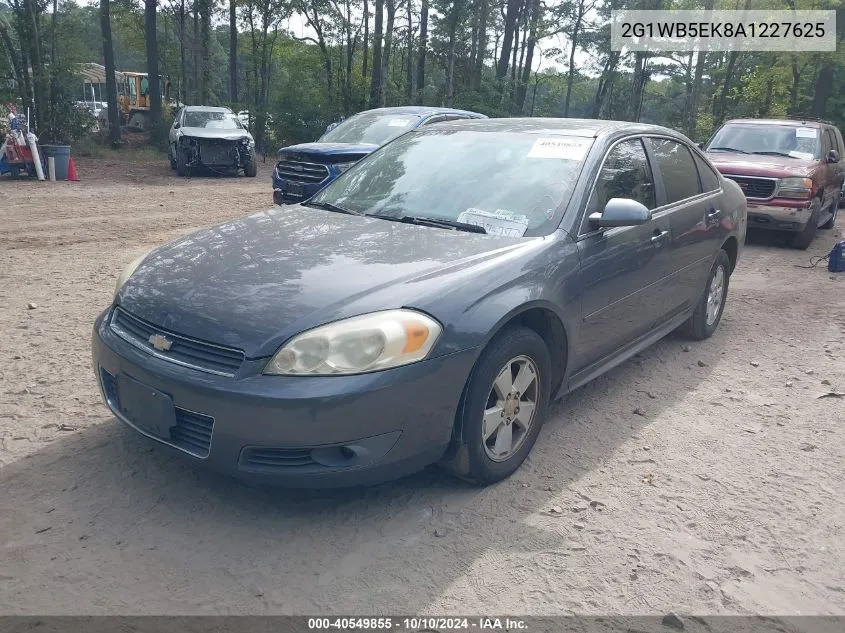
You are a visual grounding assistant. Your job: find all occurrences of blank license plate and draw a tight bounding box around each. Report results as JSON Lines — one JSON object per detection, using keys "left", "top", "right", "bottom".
{"left": 285, "top": 182, "right": 305, "bottom": 197}
{"left": 117, "top": 374, "right": 177, "bottom": 440}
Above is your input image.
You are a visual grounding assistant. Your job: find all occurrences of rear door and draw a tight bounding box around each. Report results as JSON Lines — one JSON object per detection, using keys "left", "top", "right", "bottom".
{"left": 647, "top": 137, "right": 724, "bottom": 312}
{"left": 574, "top": 137, "right": 675, "bottom": 368}
{"left": 824, "top": 127, "right": 843, "bottom": 210}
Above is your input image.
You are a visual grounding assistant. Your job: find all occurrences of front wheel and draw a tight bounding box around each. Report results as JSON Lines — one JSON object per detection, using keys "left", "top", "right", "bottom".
{"left": 244, "top": 149, "right": 258, "bottom": 177}
{"left": 787, "top": 199, "right": 820, "bottom": 250}
{"left": 439, "top": 326, "right": 551, "bottom": 485}
{"left": 820, "top": 199, "right": 838, "bottom": 230}
{"left": 681, "top": 249, "right": 730, "bottom": 340}
{"left": 175, "top": 145, "right": 189, "bottom": 177}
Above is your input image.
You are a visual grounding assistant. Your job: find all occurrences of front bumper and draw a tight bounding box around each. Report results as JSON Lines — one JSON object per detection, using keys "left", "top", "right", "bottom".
{"left": 92, "top": 309, "right": 477, "bottom": 487}
{"left": 746, "top": 200, "right": 812, "bottom": 232}
{"left": 271, "top": 170, "right": 331, "bottom": 204}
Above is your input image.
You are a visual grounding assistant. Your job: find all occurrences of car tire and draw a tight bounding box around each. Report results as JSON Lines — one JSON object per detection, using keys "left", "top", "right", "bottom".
{"left": 244, "top": 149, "right": 258, "bottom": 177}
{"left": 439, "top": 326, "right": 551, "bottom": 486}
{"left": 175, "top": 145, "right": 189, "bottom": 177}
{"left": 820, "top": 198, "right": 838, "bottom": 230}
{"left": 169, "top": 145, "right": 177, "bottom": 170}
{"left": 680, "top": 249, "right": 731, "bottom": 341}
{"left": 787, "top": 199, "right": 820, "bottom": 250}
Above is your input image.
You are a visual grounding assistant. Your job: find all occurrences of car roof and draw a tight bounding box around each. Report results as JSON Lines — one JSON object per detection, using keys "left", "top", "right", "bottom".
{"left": 422, "top": 117, "right": 686, "bottom": 139}
{"left": 355, "top": 106, "right": 487, "bottom": 118}
{"left": 183, "top": 106, "right": 234, "bottom": 113}
{"left": 724, "top": 118, "right": 827, "bottom": 128}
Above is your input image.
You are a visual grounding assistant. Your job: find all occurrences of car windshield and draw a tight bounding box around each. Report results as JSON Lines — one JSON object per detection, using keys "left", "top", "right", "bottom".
{"left": 184, "top": 111, "right": 242, "bottom": 130}
{"left": 319, "top": 111, "right": 423, "bottom": 145}
{"left": 311, "top": 130, "right": 592, "bottom": 237}
{"left": 707, "top": 123, "right": 821, "bottom": 159}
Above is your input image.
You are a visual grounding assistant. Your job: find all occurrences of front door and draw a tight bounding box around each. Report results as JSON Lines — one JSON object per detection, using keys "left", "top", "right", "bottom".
{"left": 573, "top": 137, "right": 675, "bottom": 369}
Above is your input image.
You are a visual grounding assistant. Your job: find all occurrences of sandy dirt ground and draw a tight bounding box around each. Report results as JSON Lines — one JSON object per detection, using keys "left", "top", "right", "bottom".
{"left": 1, "top": 157, "right": 844, "bottom": 617}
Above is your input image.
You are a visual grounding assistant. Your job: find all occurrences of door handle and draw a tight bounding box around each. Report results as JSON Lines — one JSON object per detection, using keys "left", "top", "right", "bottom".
{"left": 707, "top": 208, "right": 722, "bottom": 222}
{"left": 651, "top": 229, "right": 669, "bottom": 246}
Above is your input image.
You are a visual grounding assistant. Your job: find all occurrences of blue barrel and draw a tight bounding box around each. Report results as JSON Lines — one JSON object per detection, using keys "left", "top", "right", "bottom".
{"left": 40, "top": 145, "right": 71, "bottom": 180}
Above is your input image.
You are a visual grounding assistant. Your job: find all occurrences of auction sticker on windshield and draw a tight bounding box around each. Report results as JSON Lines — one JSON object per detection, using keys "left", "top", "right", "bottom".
{"left": 387, "top": 118, "right": 413, "bottom": 127}
{"left": 457, "top": 208, "right": 530, "bottom": 237}
{"left": 527, "top": 137, "right": 592, "bottom": 160}
{"left": 795, "top": 127, "right": 817, "bottom": 138}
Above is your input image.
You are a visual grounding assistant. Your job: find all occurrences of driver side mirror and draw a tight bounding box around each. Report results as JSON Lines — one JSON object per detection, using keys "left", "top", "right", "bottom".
{"left": 173, "top": 122, "right": 180, "bottom": 129}
{"left": 697, "top": 142, "right": 705, "bottom": 150}
{"left": 827, "top": 149, "right": 840, "bottom": 163}
{"left": 589, "top": 198, "right": 651, "bottom": 228}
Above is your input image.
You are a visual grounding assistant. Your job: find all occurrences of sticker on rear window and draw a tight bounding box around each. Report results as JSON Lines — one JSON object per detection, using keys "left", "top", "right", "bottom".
{"left": 457, "top": 208, "right": 530, "bottom": 237}
{"left": 795, "top": 127, "right": 818, "bottom": 138}
{"left": 387, "top": 118, "right": 413, "bottom": 127}
{"left": 527, "top": 137, "right": 591, "bottom": 160}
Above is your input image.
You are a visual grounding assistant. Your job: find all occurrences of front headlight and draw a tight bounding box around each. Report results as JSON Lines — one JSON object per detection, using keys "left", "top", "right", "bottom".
{"left": 263, "top": 309, "right": 442, "bottom": 376}
{"left": 778, "top": 177, "right": 813, "bottom": 199}
{"left": 114, "top": 252, "right": 150, "bottom": 299}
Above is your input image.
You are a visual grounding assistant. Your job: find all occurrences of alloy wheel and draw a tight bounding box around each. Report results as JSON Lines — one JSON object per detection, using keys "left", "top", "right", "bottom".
{"left": 482, "top": 355, "right": 540, "bottom": 462}
{"left": 706, "top": 264, "right": 726, "bottom": 326}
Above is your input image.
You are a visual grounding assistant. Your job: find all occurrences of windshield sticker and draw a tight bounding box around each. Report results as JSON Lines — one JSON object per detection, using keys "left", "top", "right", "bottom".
{"left": 387, "top": 118, "right": 413, "bottom": 127}
{"left": 457, "top": 208, "right": 530, "bottom": 237}
{"left": 795, "top": 127, "right": 818, "bottom": 138}
{"left": 527, "top": 137, "right": 591, "bottom": 160}
{"left": 788, "top": 150, "right": 815, "bottom": 160}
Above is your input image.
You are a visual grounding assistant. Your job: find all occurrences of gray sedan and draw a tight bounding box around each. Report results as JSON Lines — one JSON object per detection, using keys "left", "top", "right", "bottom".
{"left": 94, "top": 118, "right": 746, "bottom": 487}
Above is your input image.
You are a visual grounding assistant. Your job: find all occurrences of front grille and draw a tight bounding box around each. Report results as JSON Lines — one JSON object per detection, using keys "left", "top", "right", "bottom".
{"left": 199, "top": 140, "right": 237, "bottom": 166}
{"left": 110, "top": 308, "right": 244, "bottom": 376}
{"left": 275, "top": 159, "right": 330, "bottom": 184}
{"left": 240, "top": 447, "right": 317, "bottom": 470}
{"left": 723, "top": 175, "right": 776, "bottom": 200}
{"left": 100, "top": 368, "right": 214, "bottom": 458}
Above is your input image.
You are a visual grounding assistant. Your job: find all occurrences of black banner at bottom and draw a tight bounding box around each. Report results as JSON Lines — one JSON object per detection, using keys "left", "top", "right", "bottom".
{"left": 1, "top": 616, "right": 844, "bottom": 633}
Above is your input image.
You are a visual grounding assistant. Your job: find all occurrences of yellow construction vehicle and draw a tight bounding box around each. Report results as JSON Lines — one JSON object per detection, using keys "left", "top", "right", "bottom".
{"left": 118, "top": 72, "right": 172, "bottom": 129}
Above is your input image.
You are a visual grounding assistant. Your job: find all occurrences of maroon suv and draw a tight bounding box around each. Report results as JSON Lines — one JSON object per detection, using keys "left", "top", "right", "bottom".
{"left": 705, "top": 119, "right": 843, "bottom": 249}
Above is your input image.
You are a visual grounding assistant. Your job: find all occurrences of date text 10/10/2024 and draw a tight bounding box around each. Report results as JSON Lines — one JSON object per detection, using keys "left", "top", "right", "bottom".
{"left": 307, "top": 617, "right": 529, "bottom": 630}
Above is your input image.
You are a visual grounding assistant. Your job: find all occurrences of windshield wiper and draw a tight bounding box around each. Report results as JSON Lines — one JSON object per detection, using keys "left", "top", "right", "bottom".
{"left": 373, "top": 214, "right": 487, "bottom": 234}
{"left": 708, "top": 146, "right": 749, "bottom": 154}
{"left": 302, "top": 200, "right": 362, "bottom": 215}
{"left": 751, "top": 150, "right": 795, "bottom": 157}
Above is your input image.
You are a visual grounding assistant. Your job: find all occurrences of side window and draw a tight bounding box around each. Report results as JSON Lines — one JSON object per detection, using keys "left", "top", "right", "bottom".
{"left": 825, "top": 129, "right": 837, "bottom": 156}
{"left": 693, "top": 152, "right": 720, "bottom": 192}
{"left": 586, "top": 138, "right": 656, "bottom": 220}
{"left": 649, "top": 138, "right": 702, "bottom": 204}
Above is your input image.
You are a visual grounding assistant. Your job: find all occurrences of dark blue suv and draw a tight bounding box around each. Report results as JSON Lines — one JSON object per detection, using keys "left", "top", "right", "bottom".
{"left": 272, "top": 106, "right": 487, "bottom": 204}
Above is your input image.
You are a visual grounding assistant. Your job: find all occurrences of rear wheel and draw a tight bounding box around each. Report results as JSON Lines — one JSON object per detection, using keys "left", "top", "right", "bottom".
{"left": 681, "top": 249, "right": 730, "bottom": 341}
{"left": 787, "top": 199, "right": 820, "bottom": 250}
{"left": 169, "top": 144, "right": 177, "bottom": 170}
{"left": 439, "top": 326, "right": 550, "bottom": 485}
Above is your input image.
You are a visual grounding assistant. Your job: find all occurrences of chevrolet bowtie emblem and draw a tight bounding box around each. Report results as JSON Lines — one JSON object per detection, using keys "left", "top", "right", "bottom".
{"left": 148, "top": 333, "right": 173, "bottom": 352}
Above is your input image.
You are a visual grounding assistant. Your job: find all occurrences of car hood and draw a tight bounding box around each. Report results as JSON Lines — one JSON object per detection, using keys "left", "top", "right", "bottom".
{"left": 707, "top": 152, "right": 819, "bottom": 178}
{"left": 179, "top": 127, "right": 252, "bottom": 141}
{"left": 279, "top": 142, "right": 379, "bottom": 161}
{"left": 117, "top": 206, "right": 530, "bottom": 358}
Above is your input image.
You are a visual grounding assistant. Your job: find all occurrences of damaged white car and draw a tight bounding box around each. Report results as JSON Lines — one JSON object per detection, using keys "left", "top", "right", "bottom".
{"left": 169, "top": 106, "right": 257, "bottom": 177}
